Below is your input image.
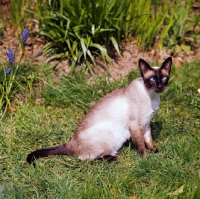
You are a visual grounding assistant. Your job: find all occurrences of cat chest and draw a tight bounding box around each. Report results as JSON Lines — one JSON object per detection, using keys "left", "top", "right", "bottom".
{"left": 147, "top": 107, "right": 158, "bottom": 121}
{"left": 146, "top": 100, "right": 160, "bottom": 121}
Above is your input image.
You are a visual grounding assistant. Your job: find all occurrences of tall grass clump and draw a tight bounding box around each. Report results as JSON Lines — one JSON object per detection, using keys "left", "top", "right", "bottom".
{"left": 129, "top": 0, "right": 167, "bottom": 48}
{"left": 29, "top": 0, "right": 135, "bottom": 73}
{"left": 130, "top": 0, "right": 199, "bottom": 51}
{"left": 10, "top": 0, "right": 33, "bottom": 35}
{"left": 159, "top": 0, "right": 198, "bottom": 52}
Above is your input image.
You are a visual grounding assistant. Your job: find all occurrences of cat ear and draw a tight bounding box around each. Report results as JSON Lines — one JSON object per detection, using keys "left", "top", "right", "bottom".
{"left": 161, "top": 57, "right": 172, "bottom": 73}
{"left": 139, "top": 59, "right": 152, "bottom": 75}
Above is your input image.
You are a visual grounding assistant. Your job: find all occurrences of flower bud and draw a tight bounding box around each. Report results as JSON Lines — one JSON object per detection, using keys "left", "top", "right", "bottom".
{"left": 22, "top": 28, "right": 29, "bottom": 44}
{"left": 6, "top": 68, "right": 12, "bottom": 75}
{"left": 7, "top": 49, "right": 15, "bottom": 64}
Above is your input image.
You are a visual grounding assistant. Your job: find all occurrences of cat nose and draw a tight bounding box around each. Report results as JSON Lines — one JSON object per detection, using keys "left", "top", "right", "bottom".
{"left": 158, "top": 83, "right": 162, "bottom": 88}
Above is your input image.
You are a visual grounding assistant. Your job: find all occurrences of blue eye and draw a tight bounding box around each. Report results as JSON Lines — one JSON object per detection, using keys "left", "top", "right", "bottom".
{"left": 162, "top": 76, "right": 167, "bottom": 81}
{"left": 150, "top": 77, "right": 155, "bottom": 81}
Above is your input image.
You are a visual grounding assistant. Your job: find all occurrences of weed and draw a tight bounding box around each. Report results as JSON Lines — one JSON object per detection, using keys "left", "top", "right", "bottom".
{"left": 10, "top": 0, "right": 33, "bottom": 35}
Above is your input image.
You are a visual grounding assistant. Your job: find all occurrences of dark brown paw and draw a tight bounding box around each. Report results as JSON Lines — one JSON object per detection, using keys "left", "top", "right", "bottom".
{"left": 97, "top": 155, "right": 118, "bottom": 163}
{"left": 138, "top": 149, "right": 145, "bottom": 157}
{"left": 106, "top": 156, "right": 118, "bottom": 163}
{"left": 153, "top": 148, "right": 160, "bottom": 153}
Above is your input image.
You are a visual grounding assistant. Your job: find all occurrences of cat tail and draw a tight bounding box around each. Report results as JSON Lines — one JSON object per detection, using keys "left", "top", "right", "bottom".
{"left": 26, "top": 143, "right": 73, "bottom": 165}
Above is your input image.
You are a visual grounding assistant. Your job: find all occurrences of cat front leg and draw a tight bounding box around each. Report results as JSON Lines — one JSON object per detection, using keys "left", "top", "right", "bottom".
{"left": 130, "top": 126, "right": 146, "bottom": 157}
{"left": 144, "top": 123, "right": 159, "bottom": 153}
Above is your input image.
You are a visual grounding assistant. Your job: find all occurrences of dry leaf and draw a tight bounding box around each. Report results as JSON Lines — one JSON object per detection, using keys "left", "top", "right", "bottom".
{"left": 130, "top": 195, "right": 137, "bottom": 199}
{"left": 168, "top": 185, "right": 184, "bottom": 196}
{"left": 193, "top": 2, "right": 200, "bottom": 8}
{"left": 35, "top": 98, "right": 45, "bottom": 105}
{"left": 16, "top": 93, "right": 26, "bottom": 103}
{"left": 1, "top": 0, "right": 9, "bottom": 4}
{"left": 34, "top": 82, "right": 42, "bottom": 87}
{"left": 155, "top": 54, "right": 161, "bottom": 64}
{"left": 89, "top": 101, "right": 96, "bottom": 107}
{"left": 7, "top": 106, "right": 17, "bottom": 112}
{"left": 174, "top": 57, "right": 183, "bottom": 67}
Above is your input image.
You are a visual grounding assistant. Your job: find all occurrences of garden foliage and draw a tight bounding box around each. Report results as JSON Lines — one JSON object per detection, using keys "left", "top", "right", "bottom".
{"left": 18, "top": 0, "right": 199, "bottom": 70}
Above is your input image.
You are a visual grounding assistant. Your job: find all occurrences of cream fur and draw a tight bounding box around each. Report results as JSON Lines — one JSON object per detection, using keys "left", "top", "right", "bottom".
{"left": 72, "top": 77, "right": 161, "bottom": 160}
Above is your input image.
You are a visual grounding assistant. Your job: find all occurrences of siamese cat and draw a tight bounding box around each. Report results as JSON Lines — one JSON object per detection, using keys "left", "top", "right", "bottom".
{"left": 27, "top": 57, "right": 172, "bottom": 164}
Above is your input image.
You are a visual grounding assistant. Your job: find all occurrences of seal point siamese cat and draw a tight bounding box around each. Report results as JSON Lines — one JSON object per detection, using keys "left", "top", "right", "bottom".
{"left": 27, "top": 57, "right": 172, "bottom": 165}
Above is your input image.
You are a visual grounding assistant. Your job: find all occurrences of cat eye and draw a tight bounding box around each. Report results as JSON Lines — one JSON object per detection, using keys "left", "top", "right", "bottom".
{"left": 162, "top": 76, "right": 167, "bottom": 81}
{"left": 149, "top": 77, "right": 155, "bottom": 81}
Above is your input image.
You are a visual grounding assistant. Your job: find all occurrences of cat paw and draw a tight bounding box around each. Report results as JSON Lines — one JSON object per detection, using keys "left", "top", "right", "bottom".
{"left": 138, "top": 149, "right": 146, "bottom": 157}
{"left": 153, "top": 148, "right": 160, "bottom": 153}
{"left": 97, "top": 155, "right": 118, "bottom": 163}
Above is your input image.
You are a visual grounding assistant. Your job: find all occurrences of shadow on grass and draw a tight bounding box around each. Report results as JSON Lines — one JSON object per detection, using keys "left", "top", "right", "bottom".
{"left": 151, "top": 121, "right": 162, "bottom": 140}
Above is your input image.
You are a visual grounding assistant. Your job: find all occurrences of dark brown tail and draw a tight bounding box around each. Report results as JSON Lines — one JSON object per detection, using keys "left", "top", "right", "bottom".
{"left": 26, "top": 144, "right": 71, "bottom": 165}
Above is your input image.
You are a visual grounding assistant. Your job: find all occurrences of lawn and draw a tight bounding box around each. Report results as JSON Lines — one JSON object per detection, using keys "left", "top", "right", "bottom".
{"left": 0, "top": 60, "right": 200, "bottom": 199}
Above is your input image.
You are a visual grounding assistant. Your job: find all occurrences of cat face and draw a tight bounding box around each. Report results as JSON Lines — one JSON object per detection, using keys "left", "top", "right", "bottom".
{"left": 139, "top": 57, "right": 172, "bottom": 93}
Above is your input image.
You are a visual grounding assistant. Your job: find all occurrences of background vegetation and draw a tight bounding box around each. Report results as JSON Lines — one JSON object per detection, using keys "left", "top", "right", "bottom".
{"left": 9, "top": 0, "right": 200, "bottom": 69}
{"left": 0, "top": 0, "right": 200, "bottom": 198}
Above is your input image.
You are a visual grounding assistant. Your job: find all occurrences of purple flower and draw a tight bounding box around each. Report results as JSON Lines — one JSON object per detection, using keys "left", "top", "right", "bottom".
{"left": 22, "top": 28, "right": 29, "bottom": 43}
{"left": 6, "top": 68, "right": 12, "bottom": 75}
{"left": 7, "top": 49, "right": 15, "bottom": 64}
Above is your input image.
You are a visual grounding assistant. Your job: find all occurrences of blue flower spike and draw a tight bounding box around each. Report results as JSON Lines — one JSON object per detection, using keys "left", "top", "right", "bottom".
{"left": 6, "top": 68, "right": 12, "bottom": 75}
{"left": 7, "top": 49, "right": 15, "bottom": 64}
{"left": 22, "top": 28, "right": 29, "bottom": 44}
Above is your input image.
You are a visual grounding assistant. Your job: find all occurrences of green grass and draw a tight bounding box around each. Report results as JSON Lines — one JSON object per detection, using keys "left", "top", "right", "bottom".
{"left": 0, "top": 61, "right": 200, "bottom": 198}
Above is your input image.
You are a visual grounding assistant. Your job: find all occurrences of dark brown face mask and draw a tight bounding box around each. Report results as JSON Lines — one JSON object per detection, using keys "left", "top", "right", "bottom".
{"left": 139, "top": 57, "right": 172, "bottom": 93}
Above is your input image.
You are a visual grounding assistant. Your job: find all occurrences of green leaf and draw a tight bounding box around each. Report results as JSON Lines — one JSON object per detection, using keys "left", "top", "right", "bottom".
{"left": 90, "top": 43, "right": 112, "bottom": 63}
{"left": 80, "top": 38, "right": 87, "bottom": 59}
{"left": 110, "top": 36, "right": 120, "bottom": 55}
{"left": 91, "top": 24, "right": 95, "bottom": 35}
{"left": 45, "top": 53, "right": 64, "bottom": 63}
{"left": 86, "top": 49, "right": 96, "bottom": 67}
{"left": 181, "top": 44, "right": 191, "bottom": 55}
{"left": 85, "top": 60, "right": 94, "bottom": 75}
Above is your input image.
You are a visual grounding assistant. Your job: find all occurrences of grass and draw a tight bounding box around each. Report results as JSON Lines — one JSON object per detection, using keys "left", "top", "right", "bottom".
{"left": 0, "top": 60, "right": 200, "bottom": 198}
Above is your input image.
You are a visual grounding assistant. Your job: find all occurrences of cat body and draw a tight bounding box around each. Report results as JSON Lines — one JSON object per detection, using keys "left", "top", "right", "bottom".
{"left": 27, "top": 57, "right": 172, "bottom": 164}
{"left": 71, "top": 77, "right": 160, "bottom": 160}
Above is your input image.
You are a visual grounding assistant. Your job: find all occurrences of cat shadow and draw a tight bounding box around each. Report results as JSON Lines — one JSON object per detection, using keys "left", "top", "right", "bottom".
{"left": 151, "top": 121, "right": 163, "bottom": 140}
{"left": 123, "top": 121, "right": 163, "bottom": 150}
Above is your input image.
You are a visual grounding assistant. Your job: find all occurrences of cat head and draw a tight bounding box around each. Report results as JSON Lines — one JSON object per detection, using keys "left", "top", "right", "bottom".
{"left": 139, "top": 57, "right": 172, "bottom": 93}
